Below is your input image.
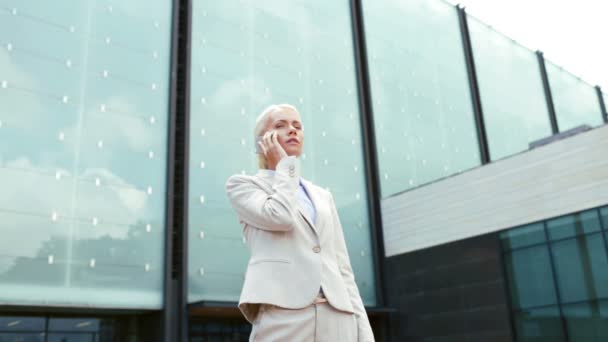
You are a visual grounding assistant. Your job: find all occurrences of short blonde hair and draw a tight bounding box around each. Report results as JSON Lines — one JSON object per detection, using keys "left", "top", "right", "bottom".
{"left": 254, "top": 104, "right": 299, "bottom": 169}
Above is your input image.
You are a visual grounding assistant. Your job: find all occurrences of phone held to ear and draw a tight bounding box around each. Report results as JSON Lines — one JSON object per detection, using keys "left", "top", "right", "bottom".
{"left": 255, "top": 136, "right": 263, "bottom": 154}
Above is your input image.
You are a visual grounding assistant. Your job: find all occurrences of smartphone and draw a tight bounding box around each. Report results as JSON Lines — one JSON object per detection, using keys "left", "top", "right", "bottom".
{"left": 255, "top": 136, "right": 263, "bottom": 154}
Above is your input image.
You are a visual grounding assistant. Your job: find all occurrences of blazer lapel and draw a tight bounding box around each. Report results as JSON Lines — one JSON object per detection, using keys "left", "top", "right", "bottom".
{"left": 299, "top": 179, "right": 320, "bottom": 236}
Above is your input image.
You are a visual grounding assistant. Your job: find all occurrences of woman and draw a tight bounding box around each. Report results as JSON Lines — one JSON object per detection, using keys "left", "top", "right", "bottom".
{"left": 225, "top": 104, "right": 374, "bottom": 341}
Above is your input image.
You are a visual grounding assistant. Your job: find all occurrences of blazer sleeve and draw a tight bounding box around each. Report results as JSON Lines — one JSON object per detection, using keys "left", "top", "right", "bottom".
{"left": 329, "top": 192, "right": 375, "bottom": 342}
{"left": 225, "top": 156, "right": 301, "bottom": 232}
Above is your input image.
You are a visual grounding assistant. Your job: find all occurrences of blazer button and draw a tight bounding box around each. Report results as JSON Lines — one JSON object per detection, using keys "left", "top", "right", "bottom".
{"left": 312, "top": 246, "right": 321, "bottom": 253}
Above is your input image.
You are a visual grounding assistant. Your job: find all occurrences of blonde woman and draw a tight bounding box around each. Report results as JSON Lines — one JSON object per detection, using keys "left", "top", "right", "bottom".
{"left": 225, "top": 104, "right": 374, "bottom": 341}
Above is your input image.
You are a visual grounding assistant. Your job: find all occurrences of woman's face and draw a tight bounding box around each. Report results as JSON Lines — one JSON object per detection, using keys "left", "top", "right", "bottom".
{"left": 266, "top": 108, "right": 304, "bottom": 157}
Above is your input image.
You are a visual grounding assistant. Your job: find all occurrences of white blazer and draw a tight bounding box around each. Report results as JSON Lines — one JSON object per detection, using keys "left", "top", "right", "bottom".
{"left": 225, "top": 156, "right": 374, "bottom": 341}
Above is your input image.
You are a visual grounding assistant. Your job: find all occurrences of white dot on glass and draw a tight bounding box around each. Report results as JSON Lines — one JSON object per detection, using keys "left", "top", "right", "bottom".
{"left": 323, "top": 159, "right": 328, "bottom": 166}
{"left": 201, "top": 66, "right": 206, "bottom": 73}
{"left": 265, "top": 87, "right": 270, "bottom": 94}
{"left": 320, "top": 104, "right": 325, "bottom": 112}
{"left": 240, "top": 107, "right": 246, "bottom": 115}
{"left": 69, "top": 25, "right": 75, "bottom": 33}
{"left": 200, "top": 161, "right": 205, "bottom": 169}
{"left": 105, "top": 37, "right": 111, "bottom": 44}
{"left": 102, "top": 70, "right": 108, "bottom": 78}
{"left": 241, "top": 170, "right": 246, "bottom": 175}
{"left": 361, "top": 250, "right": 366, "bottom": 257}
{"left": 89, "top": 259, "right": 96, "bottom": 268}
{"left": 409, "top": 179, "right": 414, "bottom": 185}
{"left": 146, "top": 224, "right": 152, "bottom": 232}
{"left": 301, "top": 154, "right": 306, "bottom": 160}
{"left": 199, "top": 195, "right": 205, "bottom": 204}
{"left": 354, "top": 166, "right": 358, "bottom": 172}
{"left": 97, "top": 140, "right": 103, "bottom": 148}
{"left": 55, "top": 171, "right": 61, "bottom": 180}
{"left": 6, "top": 43, "right": 12, "bottom": 52}
{"left": 242, "top": 237, "right": 247, "bottom": 244}
{"left": 148, "top": 151, "right": 154, "bottom": 159}
{"left": 199, "top": 267, "right": 205, "bottom": 276}
{"left": 321, "top": 131, "right": 326, "bottom": 137}
{"left": 149, "top": 116, "right": 156, "bottom": 124}
{"left": 58, "top": 132, "right": 65, "bottom": 141}
{"left": 349, "top": 113, "right": 354, "bottom": 120}
{"left": 1, "top": 80, "right": 6, "bottom": 88}
{"left": 151, "top": 83, "right": 157, "bottom": 90}
{"left": 92, "top": 217, "right": 98, "bottom": 225}
{"left": 51, "top": 212, "right": 58, "bottom": 222}
{"left": 95, "top": 178, "right": 100, "bottom": 186}
{"left": 66, "top": 59, "right": 72, "bottom": 68}
{"left": 298, "top": 71, "right": 302, "bottom": 78}
{"left": 11, "top": 8, "right": 17, "bottom": 15}
{"left": 201, "top": 97, "right": 206, "bottom": 104}
{"left": 240, "top": 138, "right": 246, "bottom": 146}
{"left": 62, "top": 96, "right": 69, "bottom": 103}
{"left": 299, "top": 98, "right": 304, "bottom": 104}
{"left": 355, "top": 193, "right": 361, "bottom": 200}
{"left": 100, "top": 104, "right": 106, "bottom": 112}
{"left": 145, "top": 264, "right": 151, "bottom": 272}
{"left": 199, "top": 231, "right": 205, "bottom": 240}
{"left": 152, "top": 51, "right": 158, "bottom": 59}
{"left": 351, "top": 139, "right": 356, "bottom": 145}
{"left": 384, "top": 173, "right": 389, "bottom": 180}
{"left": 48, "top": 255, "right": 54, "bottom": 264}
{"left": 201, "top": 128, "right": 206, "bottom": 136}
{"left": 108, "top": 5, "right": 113, "bottom": 12}
{"left": 318, "top": 79, "right": 324, "bottom": 85}
{"left": 147, "top": 186, "right": 153, "bottom": 195}
{"left": 381, "top": 147, "right": 386, "bottom": 154}
{"left": 154, "top": 21, "right": 160, "bottom": 28}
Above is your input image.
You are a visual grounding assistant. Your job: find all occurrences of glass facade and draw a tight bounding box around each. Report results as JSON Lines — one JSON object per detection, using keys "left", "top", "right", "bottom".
{"left": 363, "top": 0, "right": 481, "bottom": 197}
{"left": 187, "top": 0, "right": 376, "bottom": 305}
{"left": 467, "top": 16, "right": 552, "bottom": 161}
{"left": 0, "top": 1, "right": 172, "bottom": 308}
{"left": 545, "top": 61, "right": 604, "bottom": 132}
{"left": 500, "top": 206, "right": 608, "bottom": 342}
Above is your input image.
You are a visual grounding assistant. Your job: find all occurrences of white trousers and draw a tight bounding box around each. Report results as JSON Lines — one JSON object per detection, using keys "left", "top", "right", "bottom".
{"left": 249, "top": 302, "right": 358, "bottom": 342}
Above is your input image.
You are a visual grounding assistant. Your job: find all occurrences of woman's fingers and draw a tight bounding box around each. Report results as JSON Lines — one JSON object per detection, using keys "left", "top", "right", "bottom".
{"left": 271, "top": 131, "right": 286, "bottom": 157}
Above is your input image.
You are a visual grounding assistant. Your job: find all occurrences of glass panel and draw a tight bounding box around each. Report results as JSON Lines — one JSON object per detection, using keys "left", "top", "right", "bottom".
{"left": 47, "top": 334, "right": 94, "bottom": 342}
{"left": 0, "top": 333, "right": 45, "bottom": 342}
{"left": 48, "top": 319, "right": 99, "bottom": 332}
{"left": 547, "top": 210, "right": 602, "bottom": 240}
{"left": 514, "top": 306, "right": 566, "bottom": 342}
{"left": 467, "top": 16, "right": 552, "bottom": 160}
{"left": 504, "top": 246, "right": 558, "bottom": 309}
{"left": 0, "top": 317, "right": 45, "bottom": 331}
{"left": 363, "top": 0, "right": 480, "bottom": 196}
{"left": 500, "top": 222, "right": 546, "bottom": 251}
{"left": 188, "top": 0, "right": 376, "bottom": 305}
{"left": 0, "top": 0, "right": 172, "bottom": 308}
{"left": 563, "top": 301, "right": 608, "bottom": 342}
{"left": 551, "top": 233, "right": 608, "bottom": 303}
{"left": 600, "top": 207, "right": 608, "bottom": 230}
{"left": 545, "top": 61, "right": 604, "bottom": 131}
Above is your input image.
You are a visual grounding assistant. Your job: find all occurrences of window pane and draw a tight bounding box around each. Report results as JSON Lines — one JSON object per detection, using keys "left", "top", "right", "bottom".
{"left": 514, "top": 306, "right": 566, "bottom": 342}
{"left": 467, "top": 16, "right": 552, "bottom": 161}
{"left": 504, "top": 246, "right": 558, "bottom": 309}
{"left": 551, "top": 233, "right": 608, "bottom": 303}
{"left": 188, "top": 0, "right": 377, "bottom": 305}
{"left": 363, "top": 0, "right": 480, "bottom": 196}
{"left": 0, "top": 333, "right": 45, "bottom": 342}
{"left": 545, "top": 61, "right": 604, "bottom": 131}
{"left": 600, "top": 207, "right": 608, "bottom": 230}
{"left": 0, "top": 317, "right": 45, "bottom": 332}
{"left": 500, "top": 222, "right": 546, "bottom": 251}
{"left": 563, "top": 301, "right": 608, "bottom": 342}
{"left": 0, "top": 1, "right": 172, "bottom": 308}
{"left": 47, "top": 334, "right": 94, "bottom": 342}
{"left": 547, "top": 210, "right": 602, "bottom": 240}
{"left": 48, "top": 319, "right": 99, "bottom": 333}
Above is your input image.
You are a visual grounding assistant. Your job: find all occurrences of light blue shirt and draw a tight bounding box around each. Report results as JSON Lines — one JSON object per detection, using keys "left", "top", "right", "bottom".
{"left": 258, "top": 169, "right": 317, "bottom": 225}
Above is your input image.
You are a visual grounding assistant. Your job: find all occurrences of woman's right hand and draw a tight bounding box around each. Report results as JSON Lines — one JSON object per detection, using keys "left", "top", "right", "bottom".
{"left": 259, "top": 130, "right": 287, "bottom": 170}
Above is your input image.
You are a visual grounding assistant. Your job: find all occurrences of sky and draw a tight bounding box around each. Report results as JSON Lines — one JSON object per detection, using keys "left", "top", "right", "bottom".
{"left": 447, "top": 0, "right": 608, "bottom": 91}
